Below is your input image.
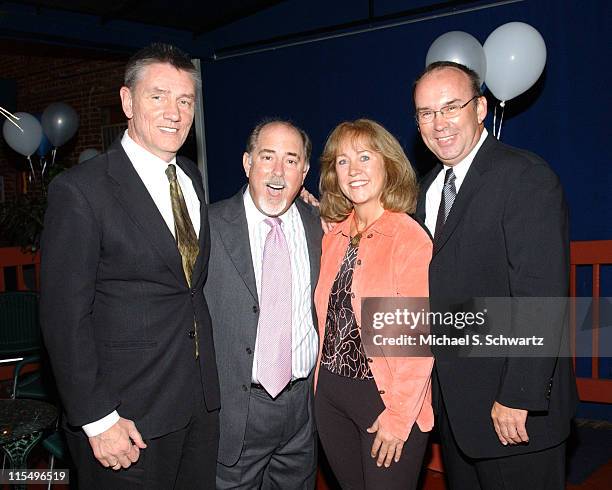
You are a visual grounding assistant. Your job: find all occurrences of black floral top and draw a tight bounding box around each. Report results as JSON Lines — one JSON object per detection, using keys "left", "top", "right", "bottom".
{"left": 320, "top": 241, "right": 373, "bottom": 379}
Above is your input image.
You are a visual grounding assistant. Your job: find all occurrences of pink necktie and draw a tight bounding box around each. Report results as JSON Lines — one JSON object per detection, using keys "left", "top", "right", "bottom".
{"left": 256, "top": 217, "right": 292, "bottom": 398}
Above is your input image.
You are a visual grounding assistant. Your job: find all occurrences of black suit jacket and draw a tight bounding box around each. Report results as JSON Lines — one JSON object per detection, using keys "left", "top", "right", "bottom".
{"left": 40, "top": 140, "right": 220, "bottom": 439}
{"left": 204, "top": 188, "right": 322, "bottom": 466}
{"left": 416, "top": 134, "right": 577, "bottom": 458}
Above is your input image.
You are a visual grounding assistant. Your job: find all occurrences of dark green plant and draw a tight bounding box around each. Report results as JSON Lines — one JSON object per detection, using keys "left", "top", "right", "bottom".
{"left": 0, "top": 193, "right": 47, "bottom": 251}
{"left": 0, "top": 164, "right": 65, "bottom": 251}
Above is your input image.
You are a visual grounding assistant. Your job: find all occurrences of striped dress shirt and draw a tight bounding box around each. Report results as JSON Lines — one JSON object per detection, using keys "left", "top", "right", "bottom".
{"left": 243, "top": 188, "right": 318, "bottom": 382}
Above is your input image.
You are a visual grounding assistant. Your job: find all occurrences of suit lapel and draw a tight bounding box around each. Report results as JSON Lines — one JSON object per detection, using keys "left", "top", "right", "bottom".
{"left": 432, "top": 135, "right": 497, "bottom": 255}
{"left": 216, "top": 190, "right": 259, "bottom": 302}
{"left": 106, "top": 141, "right": 185, "bottom": 285}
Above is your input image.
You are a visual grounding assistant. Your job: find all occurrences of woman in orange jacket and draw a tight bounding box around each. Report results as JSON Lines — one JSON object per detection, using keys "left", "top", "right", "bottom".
{"left": 314, "top": 119, "right": 433, "bottom": 490}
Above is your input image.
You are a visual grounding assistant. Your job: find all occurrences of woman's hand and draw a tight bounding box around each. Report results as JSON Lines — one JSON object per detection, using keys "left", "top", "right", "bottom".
{"left": 367, "top": 416, "right": 405, "bottom": 467}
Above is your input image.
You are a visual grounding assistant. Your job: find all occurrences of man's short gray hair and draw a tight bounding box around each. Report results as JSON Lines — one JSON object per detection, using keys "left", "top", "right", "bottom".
{"left": 124, "top": 42, "right": 201, "bottom": 91}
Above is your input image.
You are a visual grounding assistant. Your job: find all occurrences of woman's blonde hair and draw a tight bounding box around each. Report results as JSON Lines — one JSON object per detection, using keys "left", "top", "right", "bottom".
{"left": 319, "top": 119, "right": 419, "bottom": 222}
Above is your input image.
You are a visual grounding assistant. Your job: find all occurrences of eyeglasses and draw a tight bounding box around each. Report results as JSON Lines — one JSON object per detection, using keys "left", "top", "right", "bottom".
{"left": 415, "top": 96, "right": 479, "bottom": 124}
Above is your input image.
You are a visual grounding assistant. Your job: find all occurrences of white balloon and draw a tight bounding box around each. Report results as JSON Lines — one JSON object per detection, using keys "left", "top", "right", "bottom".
{"left": 484, "top": 22, "right": 547, "bottom": 102}
{"left": 78, "top": 148, "right": 100, "bottom": 163}
{"left": 2, "top": 112, "right": 43, "bottom": 157}
{"left": 426, "top": 31, "right": 486, "bottom": 85}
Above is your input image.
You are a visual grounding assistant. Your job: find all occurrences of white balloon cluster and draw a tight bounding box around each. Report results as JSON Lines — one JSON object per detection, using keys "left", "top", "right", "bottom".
{"left": 1, "top": 101, "right": 98, "bottom": 181}
{"left": 425, "top": 22, "right": 547, "bottom": 138}
{"left": 2, "top": 102, "right": 80, "bottom": 159}
{"left": 426, "top": 22, "right": 546, "bottom": 103}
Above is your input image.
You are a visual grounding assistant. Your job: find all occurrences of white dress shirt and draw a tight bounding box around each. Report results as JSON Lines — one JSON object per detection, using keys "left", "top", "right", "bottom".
{"left": 121, "top": 131, "right": 200, "bottom": 238}
{"left": 83, "top": 131, "right": 201, "bottom": 437}
{"left": 425, "top": 128, "right": 488, "bottom": 236}
{"left": 243, "top": 188, "right": 318, "bottom": 382}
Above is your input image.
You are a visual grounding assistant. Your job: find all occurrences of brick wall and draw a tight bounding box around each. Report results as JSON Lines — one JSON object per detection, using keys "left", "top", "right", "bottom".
{"left": 0, "top": 46, "right": 127, "bottom": 201}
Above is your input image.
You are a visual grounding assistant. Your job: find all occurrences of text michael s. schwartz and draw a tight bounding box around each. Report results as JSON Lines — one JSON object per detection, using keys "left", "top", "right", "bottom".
{"left": 371, "top": 334, "right": 545, "bottom": 346}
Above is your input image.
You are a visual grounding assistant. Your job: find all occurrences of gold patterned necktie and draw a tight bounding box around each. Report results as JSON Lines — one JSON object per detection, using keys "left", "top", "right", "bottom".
{"left": 166, "top": 163, "right": 200, "bottom": 358}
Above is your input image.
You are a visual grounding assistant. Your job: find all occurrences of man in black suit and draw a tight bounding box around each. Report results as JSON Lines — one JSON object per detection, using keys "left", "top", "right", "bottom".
{"left": 204, "top": 120, "right": 321, "bottom": 489}
{"left": 414, "top": 61, "right": 577, "bottom": 489}
{"left": 40, "top": 43, "right": 220, "bottom": 489}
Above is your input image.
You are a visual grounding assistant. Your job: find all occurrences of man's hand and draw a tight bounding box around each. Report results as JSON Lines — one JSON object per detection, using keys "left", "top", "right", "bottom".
{"left": 491, "top": 401, "right": 529, "bottom": 446}
{"left": 299, "top": 187, "right": 337, "bottom": 233}
{"left": 299, "top": 188, "right": 320, "bottom": 207}
{"left": 366, "top": 416, "right": 405, "bottom": 467}
{"left": 88, "top": 417, "right": 147, "bottom": 470}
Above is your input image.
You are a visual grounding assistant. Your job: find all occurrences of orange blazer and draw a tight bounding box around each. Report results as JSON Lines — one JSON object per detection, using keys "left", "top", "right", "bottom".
{"left": 314, "top": 210, "right": 434, "bottom": 441}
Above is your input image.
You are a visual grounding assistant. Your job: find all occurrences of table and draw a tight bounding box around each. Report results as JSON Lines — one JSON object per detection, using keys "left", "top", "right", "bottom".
{"left": 0, "top": 399, "right": 57, "bottom": 489}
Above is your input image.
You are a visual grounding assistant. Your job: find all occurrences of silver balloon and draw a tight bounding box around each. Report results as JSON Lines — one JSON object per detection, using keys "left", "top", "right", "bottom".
{"left": 484, "top": 22, "right": 547, "bottom": 102}
{"left": 426, "top": 31, "right": 486, "bottom": 85}
{"left": 2, "top": 112, "right": 43, "bottom": 157}
{"left": 78, "top": 148, "right": 101, "bottom": 163}
{"left": 41, "top": 102, "right": 79, "bottom": 147}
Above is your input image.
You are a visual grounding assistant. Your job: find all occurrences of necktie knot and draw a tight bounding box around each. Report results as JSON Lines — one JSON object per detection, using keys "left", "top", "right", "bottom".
{"left": 165, "top": 164, "right": 177, "bottom": 183}
{"left": 444, "top": 168, "right": 456, "bottom": 186}
{"left": 265, "top": 217, "right": 282, "bottom": 229}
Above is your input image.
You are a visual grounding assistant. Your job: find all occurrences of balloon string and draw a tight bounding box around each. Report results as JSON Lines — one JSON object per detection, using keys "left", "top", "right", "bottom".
{"left": 41, "top": 156, "right": 47, "bottom": 179}
{"left": 51, "top": 147, "right": 57, "bottom": 167}
{"left": 493, "top": 104, "right": 498, "bottom": 139}
{"left": 27, "top": 156, "right": 37, "bottom": 183}
{"left": 497, "top": 101, "right": 506, "bottom": 140}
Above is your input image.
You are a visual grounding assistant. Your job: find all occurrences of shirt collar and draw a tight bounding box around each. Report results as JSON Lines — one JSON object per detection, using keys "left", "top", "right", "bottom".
{"left": 243, "top": 185, "right": 295, "bottom": 227}
{"left": 441, "top": 128, "right": 488, "bottom": 182}
{"left": 333, "top": 209, "right": 395, "bottom": 237}
{"left": 121, "top": 130, "right": 176, "bottom": 173}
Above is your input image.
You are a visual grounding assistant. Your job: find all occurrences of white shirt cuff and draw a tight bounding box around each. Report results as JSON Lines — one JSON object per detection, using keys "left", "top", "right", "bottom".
{"left": 82, "top": 411, "right": 120, "bottom": 437}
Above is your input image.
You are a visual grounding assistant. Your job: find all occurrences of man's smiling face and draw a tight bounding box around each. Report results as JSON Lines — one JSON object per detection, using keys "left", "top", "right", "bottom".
{"left": 120, "top": 62, "right": 196, "bottom": 162}
{"left": 414, "top": 66, "right": 486, "bottom": 166}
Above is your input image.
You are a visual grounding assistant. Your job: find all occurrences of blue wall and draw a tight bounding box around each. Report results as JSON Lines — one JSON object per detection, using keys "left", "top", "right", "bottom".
{"left": 199, "top": 0, "right": 611, "bottom": 245}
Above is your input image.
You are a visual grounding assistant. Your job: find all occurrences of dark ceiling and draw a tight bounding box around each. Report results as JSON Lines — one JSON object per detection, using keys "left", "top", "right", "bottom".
{"left": 9, "top": 0, "right": 288, "bottom": 36}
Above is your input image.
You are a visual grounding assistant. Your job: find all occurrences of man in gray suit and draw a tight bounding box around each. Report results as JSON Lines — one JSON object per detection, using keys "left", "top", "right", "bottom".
{"left": 204, "top": 119, "right": 322, "bottom": 489}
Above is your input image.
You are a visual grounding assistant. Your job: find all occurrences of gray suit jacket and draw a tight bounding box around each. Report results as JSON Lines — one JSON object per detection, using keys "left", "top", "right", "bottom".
{"left": 204, "top": 188, "right": 322, "bottom": 466}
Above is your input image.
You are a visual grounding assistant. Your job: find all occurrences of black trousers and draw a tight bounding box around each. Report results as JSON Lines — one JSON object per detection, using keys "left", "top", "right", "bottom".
{"left": 437, "top": 388, "right": 566, "bottom": 490}
{"left": 65, "top": 374, "right": 219, "bottom": 490}
{"left": 315, "top": 367, "right": 429, "bottom": 490}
